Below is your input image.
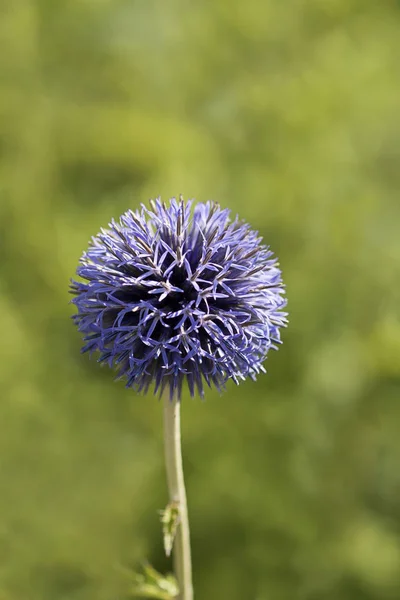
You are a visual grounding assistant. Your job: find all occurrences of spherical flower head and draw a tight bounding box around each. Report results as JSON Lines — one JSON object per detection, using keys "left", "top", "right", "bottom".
{"left": 71, "top": 198, "right": 288, "bottom": 399}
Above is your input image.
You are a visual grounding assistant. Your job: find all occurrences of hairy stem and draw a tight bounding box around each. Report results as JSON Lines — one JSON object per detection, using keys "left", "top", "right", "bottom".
{"left": 163, "top": 396, "right": 193, "bottom": 600}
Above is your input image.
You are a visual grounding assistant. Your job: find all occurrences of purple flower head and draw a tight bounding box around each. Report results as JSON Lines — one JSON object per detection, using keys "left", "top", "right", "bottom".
{"left": 71, "top": 198, "right": 287, "bottom": 399}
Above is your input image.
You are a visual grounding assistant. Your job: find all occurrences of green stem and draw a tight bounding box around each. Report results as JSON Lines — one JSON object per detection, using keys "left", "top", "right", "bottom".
{"left": 163, "top": 395, "right": 193, "bottom": 600}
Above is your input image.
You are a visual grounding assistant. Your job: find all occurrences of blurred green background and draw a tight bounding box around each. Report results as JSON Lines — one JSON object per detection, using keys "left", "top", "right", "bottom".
{"left": 1, "top": 1, "right": 400, "bottom": 599}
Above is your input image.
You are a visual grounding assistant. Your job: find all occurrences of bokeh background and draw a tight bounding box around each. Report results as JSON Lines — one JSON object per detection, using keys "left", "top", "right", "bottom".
{"left": 1, "top": 1, "right": 400, "bottom": 599}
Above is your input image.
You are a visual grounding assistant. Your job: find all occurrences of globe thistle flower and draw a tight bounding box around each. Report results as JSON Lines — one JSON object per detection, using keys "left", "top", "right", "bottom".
{"left": 71, "top": 197, "right": 287, "bottom": 399}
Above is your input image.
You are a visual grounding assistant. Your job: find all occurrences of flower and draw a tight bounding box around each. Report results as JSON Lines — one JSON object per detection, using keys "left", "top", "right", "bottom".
{"left": 71, "top": 197, "right": 287, "bottom": 399}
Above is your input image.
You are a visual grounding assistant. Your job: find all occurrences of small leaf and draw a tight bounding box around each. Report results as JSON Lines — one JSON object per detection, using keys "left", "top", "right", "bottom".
{"left": 160, "top": 502, "right": 180, "bottom": 557}
{"left": 129, "top": 563, "right": 179, "bottom": 599}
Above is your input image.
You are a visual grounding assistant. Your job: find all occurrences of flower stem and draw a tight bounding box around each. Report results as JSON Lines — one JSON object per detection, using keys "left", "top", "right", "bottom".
{"left": 163, "top": 395, "right": 193, "bottom": 600}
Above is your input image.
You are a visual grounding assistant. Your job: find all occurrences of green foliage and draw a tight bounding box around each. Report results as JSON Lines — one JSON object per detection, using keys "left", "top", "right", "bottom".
{"left": 1, "top": 1, "right": 399, "bottom": 599}
{"left": 128, "top": 564, "right": 178, "bottom": 599}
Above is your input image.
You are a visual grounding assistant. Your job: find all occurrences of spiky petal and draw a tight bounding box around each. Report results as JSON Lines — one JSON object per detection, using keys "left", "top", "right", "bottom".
{"left": 70, "top": 198, "right": 287, "bottom": 399}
